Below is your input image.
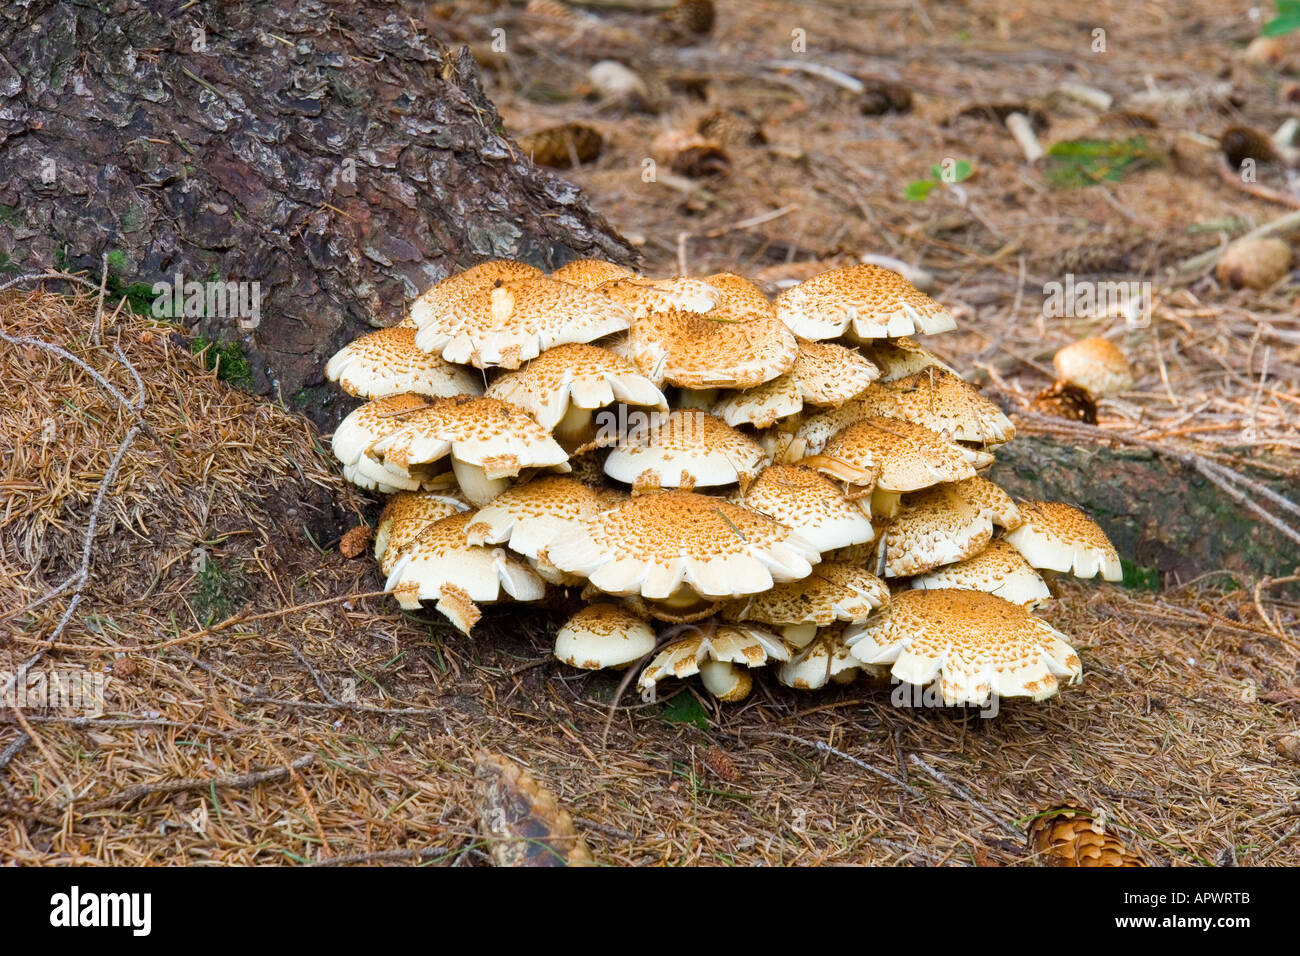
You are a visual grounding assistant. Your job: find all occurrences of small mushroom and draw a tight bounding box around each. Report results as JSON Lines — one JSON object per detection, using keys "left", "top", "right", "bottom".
{"left": 848, "top": 368, "right": 1015, "bottom": 447}
{"left": 1214, "top": 237, "right": 1293, "bottom": 291}
{"left": 859, "top": 337, "right": 957, "bottom": 382}
{"left": 324, "top": 326, "right": 483, "bottom": 400}
{"left": 637, "top": 623, "right": 789, "bottom": 702}
{"left": 1052, "top": 337, "right": 1133, "bottom": 398}
{"left": 1003, "top": 500, "right": 1122, "bottom": 581}
{"left": 724, "top": 562, "right": 888, "bottom": 648}
{"left": 774, "top": 264, "right": 956, "bottom": 341}
{"left": 554, "top": 604, "right": 656, "bottom": 670}
{"left": 603, "top": 409, "right": 767, "bottom": 492}
{"left": 373, "top": 490, "right": 470, "bottom": 574}
{"left": 383, "top": 512, "right": 546, "bottom": 630}
{"left": 876, "top": 482, "right": 996, "bottom": 577}
{"left": 777, "top": 625, "right": 879, "bottom": 690}
{"left": 844, "top": 589, "right": 1083, "bottom": 706}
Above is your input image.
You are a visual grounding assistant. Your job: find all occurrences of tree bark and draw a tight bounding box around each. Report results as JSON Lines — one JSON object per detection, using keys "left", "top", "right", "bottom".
{"left": 0, "top": 0, "right": 634, "bottom": 426}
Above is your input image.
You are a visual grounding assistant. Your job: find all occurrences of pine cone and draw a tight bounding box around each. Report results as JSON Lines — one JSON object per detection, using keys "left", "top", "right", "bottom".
{"left": 662, "top": 0, "right": 715, "bottom": 36}
{"left": 697, "top": 108, "right": 766, "bottom": 147}
{"left": 338, "top": 524, "right": 372, "bottom": 559}
{"left": 474, "top": 753, "right": 593, "bottom": 866}
{"left": 517, "top": 123, "right": 603, "bottom": 168}
{"left": 860, "top": 80, "right": 913, "bottom": 116}
{"left": 1028, "top": 808, "right": 1145, "bottom": 866}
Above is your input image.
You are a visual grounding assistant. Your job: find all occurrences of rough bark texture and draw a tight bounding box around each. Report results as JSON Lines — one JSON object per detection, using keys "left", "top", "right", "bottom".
{"left": 0, "top": 0, "right": 634, "bottom": 426}
{"left": 991, "top": 436, "right": 1299, "bottom": 586}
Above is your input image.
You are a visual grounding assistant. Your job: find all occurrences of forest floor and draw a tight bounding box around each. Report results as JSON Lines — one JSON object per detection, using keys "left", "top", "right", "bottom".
{"left": 2, "top": 0, "right": 1299, "bottom": 865}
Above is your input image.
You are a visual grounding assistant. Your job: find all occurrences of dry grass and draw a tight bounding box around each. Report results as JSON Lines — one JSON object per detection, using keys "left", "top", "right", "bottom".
{"left": 2, "top": 289, "right": 1297, "bottom": 866}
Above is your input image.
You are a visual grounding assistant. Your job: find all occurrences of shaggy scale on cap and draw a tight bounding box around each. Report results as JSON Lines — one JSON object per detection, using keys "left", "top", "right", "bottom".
{"left": 860, "top": 337, "right": 956, "bottom": 381}
{"left": 715, "top": 339, "right": 879, "bottom": 427}
{"left": 724, "top": 562, "right": 889, "bottom": 648}
{"left": 737, "top": 464, "right": 875, "bottom": 552}
{"left": 845, "top": 589, "right": 1083, "bottom": 705}
{"left": 603, "top": 409, "right": 767, "bottom": 491}
{"left": 409, "top": 259, "right": 542, "bottom": 332}
{"left": 598, "top": 276, "right": 720, "bottom": 316}
{"left": 373, "top": 490, "right": 469, "bottom": 574}
{"left": 849, "top": 368, "right": 1015, "bottom": 446}
{"left": 637, "top": 624, "right": 789, "bottom": 701}
{"left": 551, "top": 259, "right": 637, "bottom": 289}
{"left": 627, "top": 306, "right": 798, "bottom": 390}
{"left": 554, "top": 604, "right": 657, "bottom": 670}
{"left": 877, "top": 482, "right": 995, "bottom": 577}
{"left": 910, "top": 539, "right": 1051, "bottom": 608}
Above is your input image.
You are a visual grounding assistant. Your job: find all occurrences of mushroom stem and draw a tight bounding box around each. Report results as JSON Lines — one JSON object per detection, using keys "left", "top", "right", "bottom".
{"left": 675, "top": 387, "right": 719, "bottom": 410}
{"left": 870, "top": 488, "right": 902, "bottom": 519}
{"left": 699, "top": 660, "right": 752, "bottom": 702}
{"left": 553, "top": 403, "right": 595, "bottom": 448}
{"left": 451, "top": 458, "right": 509, "bottom": 507}
{"left": 780, "top": 623, "right": 818, "bottom": 649}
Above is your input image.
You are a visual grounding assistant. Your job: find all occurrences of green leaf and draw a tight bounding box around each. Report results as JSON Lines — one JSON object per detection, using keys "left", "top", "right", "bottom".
{"left": 661, "top": 692, "right": 709, "bottom": 730}
{"left": 903, "top": 179, "right": 936, "bottom": 201}
{"left": 930, "top": 159, "right": 973, "bottom": 183}
{"left": 1261, "top": 12, "right": 1300, "bottom": 36}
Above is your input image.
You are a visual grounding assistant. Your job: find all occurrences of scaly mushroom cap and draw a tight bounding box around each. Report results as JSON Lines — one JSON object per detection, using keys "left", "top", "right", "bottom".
{"left": 703, "top": 272, "right": 777, "bottom": 320}
{"left": 737, "top": 464, "right": 875, "bottom": 551}
{"left": 910, "top": 539, "right": 1051, "bottom": 608}
{"left": 878, "top": 481, "right": 995, "bottom": 577}
{"left": 365, "top": 395, "right": 569, "bottom": 478}
{"left": 1003, "top": 500, "right": 1123, "bottom": 581}
{"left": 603, "top": 409, "right": 767, "bottom": 491}
{"left": 416, "top": 276, "right": 632, "bottom": 369}
{"left": 957, "top": 476, "right": 1022, "bottom": 530}
{"left": 774, "top": 264, "right": 956, "bottom": 341}
{"left": 813, "top": 417, "right": 975, "bottom": 493}
{"left": 551, "top": 259, "right": 637, "bottom": 289}
{"left": 409, "top": 259, "right": 542, "bottom": 331}
{"left": 325, "top": 326, "right": 483, "bottom": 400}
{"left": 333, "top": 394, "right": 451, "bottom": 493}
{"left": 637, "top": 623, "right": 789, "bottom": 695}
{"left": 374, "top": 491, "right": 470, "bottom": 574}
{"left": 547, "top": 490, "right": 820, "bottom": 601}
{"left": 484, "top": 343, "right": 667, "bottom": 430}
{"left": 627, "top": 307, "right": 798, "bottom": 389}
{"left": 1053, "top": 337, "right": 1133, "bottom": 398}
{"left": 849, "top": 368, "right": 1015, "bottom": 445}
{"left": 725, "top": 563, "right": 889, "bottom": 627}
{"left": 714, "top": 339, "right": 880, "bottom": 427}
{"left": 554, "top": 604, "right": 657, "bottom": 670}
{"left": 464, "top": 476, "right": 609, "bottom": 560}
{"left": 383, "top": 512, "right": 546, "bottom": 628}
{"left": 598, "top": 276, "right": 720, "bottom": 317}
{"left": 860, "top": 337, "right": 957, "bottom": 381}
{"left": 778, "top": 625, "right": 877, "bottom": 690}
{"left": 845, "top": 589, "right": 1083, "bottom": 705}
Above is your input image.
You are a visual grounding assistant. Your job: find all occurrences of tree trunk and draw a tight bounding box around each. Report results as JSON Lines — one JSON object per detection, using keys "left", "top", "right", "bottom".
{"left": 0, "top": 0, "right": 633, "bottom": 427}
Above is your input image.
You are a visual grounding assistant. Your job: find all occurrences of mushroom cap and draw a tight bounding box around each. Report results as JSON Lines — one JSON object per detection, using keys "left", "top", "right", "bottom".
{"left": 383, "top": 512, "right": 546, "bottom": 622}
{"left": 910, "top": 539, "right": 1051, "bottom": 608}
{"left": 1215, "top": 236, "right": 1292, "bottom": 290}
{"left": 724, "top": 562, "right": 888, "bottom": 626}
{"left": 713, "top": 339, "right": 880, "bottom": 427}
{"left": 714, "top": 372, "right": 804, "bottom": 428}
{"left": 702, "top": 272, "right": 777, "bottom": 320}
{"left": 861, "top": 337, "right": 957, "bottom": 382}
{"left": 816, "top": 417, "right": 976, "bottom": 493}
{"left": 737, "top": 464, "right": 875, "bottom": 551}
{"left": 844, "top": 589, "right": 1083, "bottom": 705}
{"left": 1003, "top": 500, "right": 1122, "bottom": 581}
{"left": 957, "top": 476, "right": 1022, "bottom": 530}
{"left": 774, "top": 264, "right": 956, "bottom": 341}
{"left": 849, "top": 368, "right": 1015, "bottom": 445}
{"left": 878, "top": 481, "right": 994, "bottom": 577}
{"left": 637, "top": 623, "right": 789, "bottom": 692}
{"left": 325, "top": 326, "right": 484, "bottom": 400}
{"left": 603, "top": 409, "right": 767, "bottom": 491}
{"left": 374, "top": 490, "right": 470, "bottom": 574}
{"left": 598, "top": 276, "right": 720, "bottom": 317}
{"left": 484, "top": 343, "right": 667, "bottom": 429}
{"left": 333, "top": 394, "right": 460, "bottom": 492}
{"left": 464, "top": 475, "right": 609, "bottom": 560}
{"left": 409, "top": 259, "right": 542, "bottom": 331}
{"left": 365, "top": 395, "right": 569, "bottom": 478}
{"left": 551, "top": 259, "right": 637, "bottom": 289}
{"left": 547, "top": 490, "right": 820, "bottom": 601}
{"left": 554, "top": 603, "right": 657, "bottom": 670}
{"left": 1052, "top": 338, "right": 1133, "bottom": 397}
{"left": 415, "top": 276, "right": 632, "bottom": 369}
{"left": 627, "top": 306, "right": 798, "bottom": 389}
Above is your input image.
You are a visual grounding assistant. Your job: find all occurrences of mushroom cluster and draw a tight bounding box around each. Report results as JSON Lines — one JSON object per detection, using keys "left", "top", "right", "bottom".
{"left": 326, "top": 260, "right": 1122, "bottom": 709}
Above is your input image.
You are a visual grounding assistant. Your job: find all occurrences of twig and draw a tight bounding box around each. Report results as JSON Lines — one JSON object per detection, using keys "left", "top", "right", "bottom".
{"left": 765, "top": 59, "right": 864, "bottom": 94}
{"left": 72, "top": 755, "right": 315, "bottom": 811}
{"left": 907, "top": 754, "right": 1023, "bottom": 838}
{"left": 1176, "top": 207, "right": 1300, "bottom": 275}
{"left": 762, "top": 732, "right": 924, "bottom": 800}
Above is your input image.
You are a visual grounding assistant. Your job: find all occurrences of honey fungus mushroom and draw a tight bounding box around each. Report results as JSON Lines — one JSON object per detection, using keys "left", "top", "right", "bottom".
{"left": 1003, "top": 500, "right": 1123, "bottom": 581}
{"left": 1052, "top": 337, "right": 1133, "bottom": 400}
{"left": 775, "top": 264, "right": 956, "bottom": 340}
{"left": 554, "top": 603, "right": 657, "bottom": 670}
{"left": 637, "top": 623, "right": 789, "bottom": 702}
{"left": 603, "top": 409, "right": 766, "bottom": 492}
{"left": 715, "top": 339, "right": 880, "bottom": 428}
{"left": 325, "top": 326, "right": 483, "bottom": 400}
